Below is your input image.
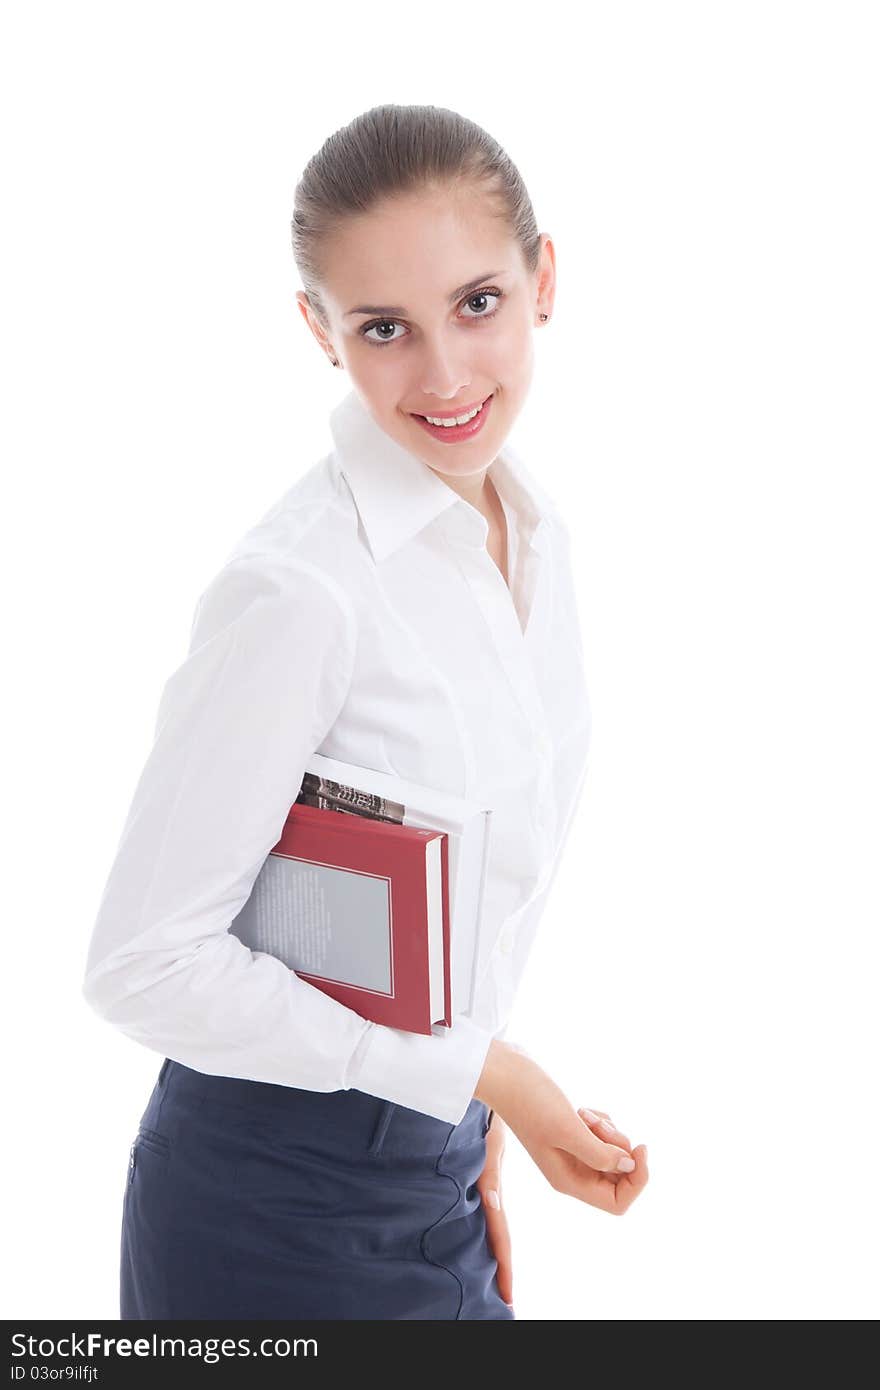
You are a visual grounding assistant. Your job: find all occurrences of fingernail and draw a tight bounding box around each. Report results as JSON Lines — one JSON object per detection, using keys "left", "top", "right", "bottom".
{"left": 485, "top": 1189, "right": 501, "bottom": 1209}
{"left": 599, "top": 1118, "right": 616, "bottom": 1134}
{"left": 580, "top": 1108, "right": 600, "bottom": 1123}
{"left": 617, "top": 1155, "right": 636, "bottom": 1172}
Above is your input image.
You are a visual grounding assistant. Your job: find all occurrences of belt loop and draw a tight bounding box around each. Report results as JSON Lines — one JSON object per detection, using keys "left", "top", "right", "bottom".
{"left": 367, "top": 1099, "right": 397, "bottom": 1155}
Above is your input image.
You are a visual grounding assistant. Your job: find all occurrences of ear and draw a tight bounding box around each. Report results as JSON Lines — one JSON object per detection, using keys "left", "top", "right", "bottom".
{"left": 296, "top": 291, "right": 338, "bottom": 364}
{"left": 534, "top": 233, "right": 557, "bottom": 320}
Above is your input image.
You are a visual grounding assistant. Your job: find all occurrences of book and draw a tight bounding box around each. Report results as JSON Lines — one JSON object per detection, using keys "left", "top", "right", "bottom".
{"left": 228, "top": 754, "right": 493, "bottom": 1031}
{"left": 301, "top": 754, "right": 493, "bottom": 1019}
{"left": 230, "top": 801, "right": 450, "bottom": 1034}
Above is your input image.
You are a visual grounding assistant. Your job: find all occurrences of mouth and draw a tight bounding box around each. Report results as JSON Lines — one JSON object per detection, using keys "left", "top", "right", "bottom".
{"left": 410, "top": 392, "right": 494, "bottom": 443}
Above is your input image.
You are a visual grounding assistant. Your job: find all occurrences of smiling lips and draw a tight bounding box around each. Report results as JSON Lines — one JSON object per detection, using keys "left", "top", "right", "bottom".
{"left": 412, "top": 394, "right": 491, "bottom": 422}
{"left": 411, "top": 393, "right": 494, "bottom": 443}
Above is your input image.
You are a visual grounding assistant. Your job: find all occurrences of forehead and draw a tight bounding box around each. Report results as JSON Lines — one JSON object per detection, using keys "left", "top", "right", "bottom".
{"left": 319, "top": 187, "right": 521, "bottom": 304}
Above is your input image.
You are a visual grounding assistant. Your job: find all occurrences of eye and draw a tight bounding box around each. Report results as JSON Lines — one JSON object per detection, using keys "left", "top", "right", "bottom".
{"left": 361, "top": 319, "right": 407, "bottom": 346}
{"left": 459, "top": 289, "right": 503, "bottom": 320}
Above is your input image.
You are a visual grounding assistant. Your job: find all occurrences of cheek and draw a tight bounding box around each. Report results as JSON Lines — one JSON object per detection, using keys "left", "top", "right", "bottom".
{"left": 491, "top": 328, "right": 534, "bottom": 397}
{"left": 348, "top": 354, "right": 409, "bottom": 412}
{"left": 487, "top": 315, "right": 533, "bottom": 371}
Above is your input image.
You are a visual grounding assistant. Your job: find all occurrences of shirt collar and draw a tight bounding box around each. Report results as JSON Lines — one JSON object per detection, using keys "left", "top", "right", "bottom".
{"left": 328, "top": 387, "right": 557, "bottom": 564}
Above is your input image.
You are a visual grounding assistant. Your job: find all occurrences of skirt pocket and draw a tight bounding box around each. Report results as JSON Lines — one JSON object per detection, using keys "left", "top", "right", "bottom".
{"left": 127, "top": 1125, "right": 171, "bottom": 1188}
{"left": 136, "top": 1125, "right": 171, "bottom": 1157}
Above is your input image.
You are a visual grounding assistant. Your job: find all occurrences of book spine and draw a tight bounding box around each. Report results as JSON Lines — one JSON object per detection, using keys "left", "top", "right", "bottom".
{"left": 296, "top": 773, "right": 406, "bottom": 825}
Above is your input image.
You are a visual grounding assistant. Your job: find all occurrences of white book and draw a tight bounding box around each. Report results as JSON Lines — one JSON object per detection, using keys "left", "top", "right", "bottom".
{"left": 296, "top": 752, "right": 493, "bottom": 1017}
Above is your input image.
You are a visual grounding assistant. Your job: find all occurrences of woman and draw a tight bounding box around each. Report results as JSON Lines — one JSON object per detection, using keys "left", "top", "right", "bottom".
{"left": 83, "top": 103, "right": 648, "bottom": 1322}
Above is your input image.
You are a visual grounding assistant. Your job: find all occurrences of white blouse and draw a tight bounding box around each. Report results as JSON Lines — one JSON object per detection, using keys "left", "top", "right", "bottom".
{"left": 82, "top": 388, "right": 592, "bottom": 1125}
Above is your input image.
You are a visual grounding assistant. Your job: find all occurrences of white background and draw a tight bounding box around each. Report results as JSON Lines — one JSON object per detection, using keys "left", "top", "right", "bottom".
{"left": 3, "top": 0, "right": 877, "bottom": 1321}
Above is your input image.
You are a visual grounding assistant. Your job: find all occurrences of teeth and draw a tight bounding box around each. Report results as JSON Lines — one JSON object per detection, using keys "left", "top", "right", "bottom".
{"left": 424, "top": 400, "right": 485, "bottom": 427}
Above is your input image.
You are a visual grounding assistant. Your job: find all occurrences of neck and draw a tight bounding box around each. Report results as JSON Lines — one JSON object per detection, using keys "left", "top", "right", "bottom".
{"left": 432, "top": 465, "right": 491, "bottom": 512}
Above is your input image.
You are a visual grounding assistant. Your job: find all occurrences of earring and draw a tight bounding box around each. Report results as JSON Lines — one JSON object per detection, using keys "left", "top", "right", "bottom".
{"left": 539, "top": 312, "right": 549, "bottom": 322}
{"left": 329, "top": 355, "right": 339, "bottom": 367}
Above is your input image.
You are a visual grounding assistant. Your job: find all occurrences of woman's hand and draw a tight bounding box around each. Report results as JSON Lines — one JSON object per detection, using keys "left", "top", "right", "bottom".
{"left": 571, "top": 1105, "right": 647, "bottom": 1211}
{"left": 476, "top": 1111, "right": 513, "bottom": 1307}
{"left": 475, "top": 1040, "right": 649, "bottom": 1215}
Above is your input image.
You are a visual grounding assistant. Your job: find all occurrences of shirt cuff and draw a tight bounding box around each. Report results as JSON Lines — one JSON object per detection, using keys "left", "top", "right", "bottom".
{"left": 344, "top": 1013, "right": 495, "bottom": 1126}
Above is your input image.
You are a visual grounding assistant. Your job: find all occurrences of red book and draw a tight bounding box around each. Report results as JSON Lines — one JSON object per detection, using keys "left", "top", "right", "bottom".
{"left": 229, "top": 801, "right": 451, "bottom": 1035}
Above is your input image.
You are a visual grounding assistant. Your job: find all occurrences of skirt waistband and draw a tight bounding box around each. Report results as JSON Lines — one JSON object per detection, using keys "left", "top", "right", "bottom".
{"left": 152, "top": 1058, "right": 491, "bottom": 1161}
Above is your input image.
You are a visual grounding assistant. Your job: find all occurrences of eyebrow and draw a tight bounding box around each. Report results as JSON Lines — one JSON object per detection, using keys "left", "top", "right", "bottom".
{"left": 344, "top": 271, "right": 502, "bottom": 318}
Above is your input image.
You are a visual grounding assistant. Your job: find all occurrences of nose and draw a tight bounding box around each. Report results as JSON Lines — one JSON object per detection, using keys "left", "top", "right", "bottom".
{"left": 417, "top": 333, "right": 471, "bottom": 400}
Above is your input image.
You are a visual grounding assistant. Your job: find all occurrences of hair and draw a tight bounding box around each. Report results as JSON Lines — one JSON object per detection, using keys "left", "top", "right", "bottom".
{"left": 291, "top": 104, "right": 541, "bottom": 329}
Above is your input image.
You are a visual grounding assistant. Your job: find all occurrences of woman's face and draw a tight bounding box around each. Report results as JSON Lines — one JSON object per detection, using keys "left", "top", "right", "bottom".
{"left": 297, "top": 184, "right": 556, "bottom": 488}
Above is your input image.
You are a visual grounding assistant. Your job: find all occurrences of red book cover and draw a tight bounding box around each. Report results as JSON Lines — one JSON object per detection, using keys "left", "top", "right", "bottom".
{"left": 231, "top": 802, "right": 451, "bottom": 1035}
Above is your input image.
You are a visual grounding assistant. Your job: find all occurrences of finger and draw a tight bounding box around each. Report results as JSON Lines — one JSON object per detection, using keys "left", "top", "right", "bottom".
{"left": 609, "top": 1144, "right": 650, "bottom": 1213}
{"left": 566, "top": 1116, "right": 636, "bottom": 1174}
{"left": 483, "top": 1200, "right": 513, "bottom": 1305}
{"left": 579, "top": 1107, "right": 619, "bottom": 1132}
{"left": 485, "top": 1126, "right": 506, "bottom": 1159}
{"left": 553, "top": 1142, "right": 649, "bottom": 1214}
{"left": 578, "top": 1107, "right": 632, "bottom": 1151}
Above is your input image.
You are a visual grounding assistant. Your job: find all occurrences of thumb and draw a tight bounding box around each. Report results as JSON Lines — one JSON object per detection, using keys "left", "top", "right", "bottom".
{"left": 569, "top": 1112, "right": 636, "bottom": 1173}
{"left": 479, "top": 1160, "right": 503, "bottom": 1193}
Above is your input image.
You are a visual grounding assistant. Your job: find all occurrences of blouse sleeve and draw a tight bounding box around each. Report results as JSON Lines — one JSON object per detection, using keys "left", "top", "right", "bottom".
{"left": 81, "top": 553, "right": 494, "bottom": 1125}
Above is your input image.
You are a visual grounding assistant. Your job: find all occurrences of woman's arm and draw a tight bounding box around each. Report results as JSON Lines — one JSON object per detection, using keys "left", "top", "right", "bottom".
{"left": 81, "top": 552, "right": 494, "bottom": 1125}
